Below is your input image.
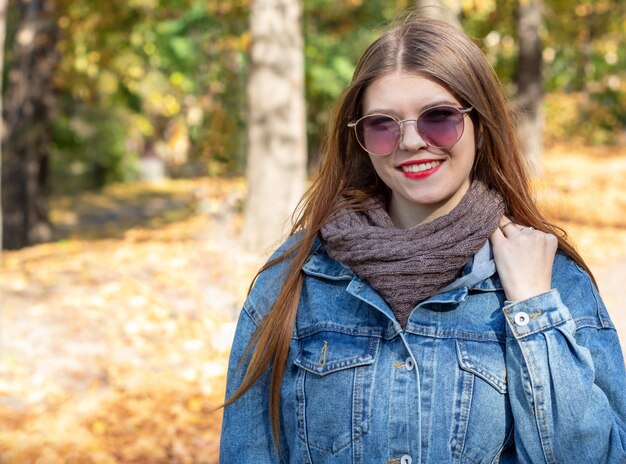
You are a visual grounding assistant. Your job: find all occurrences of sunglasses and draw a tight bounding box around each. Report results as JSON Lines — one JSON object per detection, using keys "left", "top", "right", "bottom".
{"left": 348, "top": 105, "right": 473, "bottom": 156}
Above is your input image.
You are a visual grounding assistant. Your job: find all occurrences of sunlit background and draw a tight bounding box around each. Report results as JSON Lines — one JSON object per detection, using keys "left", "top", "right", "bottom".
{"left": 1, "top": 0, "right": 625, "bottom": 462}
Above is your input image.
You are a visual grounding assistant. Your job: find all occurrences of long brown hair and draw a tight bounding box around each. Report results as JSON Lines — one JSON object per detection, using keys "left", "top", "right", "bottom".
{"left": 221, "top": 15, "right": 594, "bottom": 449}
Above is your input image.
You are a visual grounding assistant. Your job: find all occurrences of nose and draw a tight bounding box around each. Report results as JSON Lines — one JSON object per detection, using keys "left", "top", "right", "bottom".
{"left": 398, "top": 119, "right": 428, "bottom": 151}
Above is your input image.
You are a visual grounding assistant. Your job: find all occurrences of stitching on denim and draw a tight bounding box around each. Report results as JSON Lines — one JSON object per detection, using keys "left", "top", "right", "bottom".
{"left": 297, "top": 363, "right": 373, "bottom": 454}
{"left": 455, "top": 340, "right": 507, "bottom": 394}
{"left": 295, "top": 368, "right": 313, "bottom": 462}
{"left": 459, "top": 360, "right": 507, "bottom": 393}
{"left": 536, "top": 384, "right": 557, "bottom": 463}
{"left": 451, "top": 368, "right": 473, "bottom": 463}
{"left": 509, "top": 334, "right": 535, "bottom": 412}
{"left": 491, "top": 425, "right": 515, "bottom": 463}
{"left": 315, "top": 368, "right": 366, "bottom": 452}
{"left": 572, "top": 259, "right": 611, "bottom": 328}
{"left": 406, "top": 325, "right": 506, "bottom": 343}
{"left": 295, "top": 323, "right": 384, "bottom": 339}
{"left": 352, "top": 364, "right": 363, "bottom": 463}
{"left": 421, "top": 337, "right": 437, "bottom": 460}
{"left": 503, "top": 306, "right": 572, "bottom": 338}
{"left": 513, "top": 318, "right": 572, "bottom": 338}
{"left": 523, "top": 338, "right": 556, "bottom": 463}
{"left": 295, "top": 337, "right": 380, "bottom": 375}
{"left": 575, "top": 316, "right": 612, "bottom": 331}
{"left": 242, "top": 301, "right": 262, "bottom": 327}
{"left": 296, "top": 355, "right": 375, "bottom": 375}
{"left": 301, "top": 268, "right": 354, "bottom": 280}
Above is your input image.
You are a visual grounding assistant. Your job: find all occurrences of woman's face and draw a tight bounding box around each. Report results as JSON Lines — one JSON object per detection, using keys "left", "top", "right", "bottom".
{"left": 361, "top": 71, "right": 476, "bottom": 228}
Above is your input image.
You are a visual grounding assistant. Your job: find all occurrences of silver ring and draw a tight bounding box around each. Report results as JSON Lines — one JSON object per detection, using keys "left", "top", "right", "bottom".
{"left": 500, "top": 221, "right": 515, "bottom": 231}
{"left": 520, "top": 226, "right": 535, "bottom": 233}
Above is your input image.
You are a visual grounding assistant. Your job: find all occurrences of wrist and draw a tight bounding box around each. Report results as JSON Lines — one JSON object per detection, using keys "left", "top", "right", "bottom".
{"left": 503, "top": 288, "right": 554, "bottom": 306}
{"left": 504, "top": 285, "right": 552, "bottom": 302}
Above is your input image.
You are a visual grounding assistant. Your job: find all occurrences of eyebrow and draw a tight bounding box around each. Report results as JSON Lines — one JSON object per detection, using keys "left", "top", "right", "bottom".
{"left": 364, "top": 99, "right": 461, "bottom": 116}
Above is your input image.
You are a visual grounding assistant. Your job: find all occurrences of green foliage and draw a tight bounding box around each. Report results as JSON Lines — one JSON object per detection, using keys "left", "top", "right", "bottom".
{"left": 52, "top": 0, "right": 249, "bottom": 189}
{"left": 461, "top": 0, "right": 518, "bottom": 85}
{"left": 463, "top": 0, "right": 625, "bottom": 145}
{"left": 541, "top": 0, "right": 626, "bottom": 144}
{"left": 51, "top": 104, "right": 139, "bottom": 193}
{"left": 303, "top": 0, "right": 412, "bottom": 160}
{"left": 44, "top": 0, "right": 626, "bottom": 192}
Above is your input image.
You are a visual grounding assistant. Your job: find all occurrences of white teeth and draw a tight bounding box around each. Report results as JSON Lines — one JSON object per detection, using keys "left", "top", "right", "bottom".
{"left": 401, "top": 161, "right": 441, "bottom": 173}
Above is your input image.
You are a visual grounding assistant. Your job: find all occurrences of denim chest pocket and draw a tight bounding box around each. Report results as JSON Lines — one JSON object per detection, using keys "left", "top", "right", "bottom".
{"left": 456, "top": 339, "right": 507, "bottom": 393}
{"left": 453, "top": 339, "right": 514, "bottom": 463}
{"left": 293, "top": 330, "right": 380, "bottom": 454}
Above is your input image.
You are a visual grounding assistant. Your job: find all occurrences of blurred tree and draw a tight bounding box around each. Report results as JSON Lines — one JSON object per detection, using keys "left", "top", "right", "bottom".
{"left": 50, "top": 0, "right": 250, "bottom": 190}
{"left": 242, "top": 0, "right": 307, "bottom": 252}
{"left": 1, "top": 0, "right": 621, "bottom": 222}
{"left": 515, "top": 0, "right": 543, "bottom": 167}
{"left": 303, "top": 1, "right": 412, "bottom": 166}
{"left": 0, "top": 0, "right": 7, "bottom": 252}
{"left": 542, "top": 0, "right": 626, "bottom": 145}
{"left": 415, "top": 0, "right": 461, "bottom": 25}
{"left": 2, "top": 0, "right": 58, "bottom": 250}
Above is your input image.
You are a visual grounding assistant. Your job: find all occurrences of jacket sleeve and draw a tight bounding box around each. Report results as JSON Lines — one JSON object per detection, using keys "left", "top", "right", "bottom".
{"left": 503, "top": 282, "right": 626, "bottom": 463}
{"left": 219, "top": 303, "right": 287, "bottom": 463}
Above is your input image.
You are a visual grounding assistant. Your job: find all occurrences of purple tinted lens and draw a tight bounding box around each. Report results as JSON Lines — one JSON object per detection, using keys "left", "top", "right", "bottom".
{"left": 358, "top": 116, "right": 400, "bottom": 155}
{"left": 417, "top": 107, "right": 464, "bottom": 148}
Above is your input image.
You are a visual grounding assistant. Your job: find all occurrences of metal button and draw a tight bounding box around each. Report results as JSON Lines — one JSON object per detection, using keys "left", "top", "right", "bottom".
{"left": 400, "top": 455, "right": 413, "bottom": 464}
{"left": 405, "top": 357, "right": 415, "bottom": 371}
{"left": 514, "top": 311, "right": 530, "bottom": 326}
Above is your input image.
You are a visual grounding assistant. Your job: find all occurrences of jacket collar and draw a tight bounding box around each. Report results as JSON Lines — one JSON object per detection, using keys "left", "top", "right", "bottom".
{"left": 302, "top": 236, "right": 503, "bottom": 291}
{"left": 302, "top": 239, "right": 354, "bottom": 280}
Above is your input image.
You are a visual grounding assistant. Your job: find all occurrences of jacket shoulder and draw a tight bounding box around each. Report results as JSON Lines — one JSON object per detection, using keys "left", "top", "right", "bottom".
{"left": 244, "top": 231, "right": 311, "bottom": 324}
{"left": 552, "top": 251, "right": 613, "bottom": 329}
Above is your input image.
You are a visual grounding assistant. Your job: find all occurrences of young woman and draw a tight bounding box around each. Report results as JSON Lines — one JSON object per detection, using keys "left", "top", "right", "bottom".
{"left": 219, "top": 16, "right": 626, "bottom": 463}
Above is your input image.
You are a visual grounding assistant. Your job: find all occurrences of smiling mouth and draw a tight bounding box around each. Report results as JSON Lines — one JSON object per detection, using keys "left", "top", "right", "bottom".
{"left": 400, "top": 161, "right": 442, "bottom": 173}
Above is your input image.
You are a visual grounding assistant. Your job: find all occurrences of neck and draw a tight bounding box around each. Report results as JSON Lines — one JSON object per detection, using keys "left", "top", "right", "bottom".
{"left": 388, "top": 181, "right": 472, "bottom": 229}
{"left": 389, "top": 203, "right": 442, "bottom": 229}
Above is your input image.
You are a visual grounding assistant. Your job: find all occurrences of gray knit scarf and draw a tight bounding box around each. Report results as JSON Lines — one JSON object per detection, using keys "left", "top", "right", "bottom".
{"left": 320, "top": 180, "right": 505, "bottom": 328}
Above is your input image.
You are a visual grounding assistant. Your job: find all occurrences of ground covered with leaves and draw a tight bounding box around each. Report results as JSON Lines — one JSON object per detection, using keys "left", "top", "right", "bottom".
{"left": 0, "top": 178, "right": 261, "bottom": 463}
{"left": 1, "top": 145, "right": 626, "bottom": 463}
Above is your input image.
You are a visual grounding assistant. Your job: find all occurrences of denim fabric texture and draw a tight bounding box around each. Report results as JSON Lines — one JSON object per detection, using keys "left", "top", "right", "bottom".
{"left": 220, "top": 235, "right": 626, "bottom": 463}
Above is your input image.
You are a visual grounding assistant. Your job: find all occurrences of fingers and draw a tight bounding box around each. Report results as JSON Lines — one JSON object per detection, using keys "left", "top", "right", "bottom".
{"left": 499, "top": 215, "right": 513, "bottom": 228}
{"left": 491, "top": 215, "right": 558, "bottom": 301}
{"left": 490, "top": 223, "right": 505, "bottom": 244}
{"left": 498, "top": 215, "right": 519, "bottom": 238}
{"left": 497, "top": 216, "right": 538, "bottom": 237}
{"left": 499, "top": 216, "right": 515, "bottom": 231}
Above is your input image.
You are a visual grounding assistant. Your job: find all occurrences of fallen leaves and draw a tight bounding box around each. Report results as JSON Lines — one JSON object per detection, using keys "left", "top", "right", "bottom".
{"left": 0, "top": 178, "right": 255, "bottom": 463}
{"left": 537, "top": 144, "right": 626, "bottom": 266}
{"left": 2, "top": 148, "right": 626, "bottom": 462}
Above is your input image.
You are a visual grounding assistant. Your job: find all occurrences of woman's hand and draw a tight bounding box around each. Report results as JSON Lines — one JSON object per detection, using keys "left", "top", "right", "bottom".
{"left": 490, "top": 216, "right": 559, "bottom": 302}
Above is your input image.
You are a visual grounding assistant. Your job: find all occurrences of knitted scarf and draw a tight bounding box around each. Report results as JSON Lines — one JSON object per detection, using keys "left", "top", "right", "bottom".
{"left": 319, "top": 180, "right": 505, "bottom": 328}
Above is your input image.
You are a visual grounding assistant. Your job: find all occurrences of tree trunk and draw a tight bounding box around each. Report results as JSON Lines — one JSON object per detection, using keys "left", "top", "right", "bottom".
{"left": 2, "top": 0, "right": 58, "bottom": 250}
{"left": 515, "top": 0, "right": 543, "bottom": 171}
{"left": 242, "top": 0, "right": 307, "bottom": 253}
{"left": 415, "top": 0, "right": 462, "bottom": 27}
{"left": 0, "top": 0, "right": 7, "bottom": 254}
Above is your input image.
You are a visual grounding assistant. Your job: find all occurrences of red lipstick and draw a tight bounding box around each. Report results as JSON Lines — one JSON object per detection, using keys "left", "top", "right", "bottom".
{"left": 397, "top": 159, "right": 443, "bottom": 179}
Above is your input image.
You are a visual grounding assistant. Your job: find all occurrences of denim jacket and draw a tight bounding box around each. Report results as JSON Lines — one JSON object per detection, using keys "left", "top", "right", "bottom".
{"left": 220, "top": 235, "right": 626, "bottom": 463}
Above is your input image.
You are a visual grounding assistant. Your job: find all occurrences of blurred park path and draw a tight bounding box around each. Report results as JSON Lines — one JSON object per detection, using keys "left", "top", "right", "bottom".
{"left": 537, "top": 145, "right": 626, "bottom": 350}
{"left": 596, "top": 262, "right": 626, "bottom": 348}
{"left": 0, "top": 178, "right": 258, "bottom": 463}
{"left": 1, "top": 144, "right": 626, "bottom": 462}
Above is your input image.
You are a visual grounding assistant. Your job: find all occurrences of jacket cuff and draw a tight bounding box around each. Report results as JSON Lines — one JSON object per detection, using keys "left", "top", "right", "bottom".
{"left": 502, "top": 289, "right": 573, "bottom": 339}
